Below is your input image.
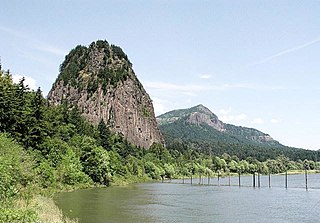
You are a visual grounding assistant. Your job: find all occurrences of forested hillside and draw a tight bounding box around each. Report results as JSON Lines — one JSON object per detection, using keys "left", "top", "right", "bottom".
{"left": 158, "top": 105, "right": 318, "bottom": 161}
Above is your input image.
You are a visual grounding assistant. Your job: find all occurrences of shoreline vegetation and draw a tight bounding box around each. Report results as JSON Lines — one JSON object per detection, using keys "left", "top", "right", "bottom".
{"left": 1, "top": 69, "right": 320, "bottom": 222}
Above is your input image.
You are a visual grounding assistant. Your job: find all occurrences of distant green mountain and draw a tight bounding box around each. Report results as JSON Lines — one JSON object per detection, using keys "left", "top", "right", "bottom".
{"left": 157, "top": 104, "right": 280, "bottom": 146}
{"left": 157, "top": 105, "right": 315, "bottom": 161}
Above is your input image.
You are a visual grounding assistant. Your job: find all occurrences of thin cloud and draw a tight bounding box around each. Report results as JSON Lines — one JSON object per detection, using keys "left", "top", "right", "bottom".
{"left": 16, "top": 48, "right": 55, "bottom": 65}
{"left": 219, "top": 108, "right": 247, "bottom": 123}
{"left": 0, "top": 25, "right": 67, "bottom": 56}
{"left": 220, "top": 113, "right": 247, "bottom": 123}
{"left": 182, "top": 91, "right": 197, "bottom": 97}
{"left": 144, "top": 81, "right": 205, "bottom": 92}
{"left": 35, "top": 45, "right": 67, "bottom": 56}
{"left": 252, "top": 36, "right": 320, "bottom": 65}
{"left": 152, "top": 97, "right": 166, "bottom": 116}
{"left": 12, "top": 74, "right": 37, "bottom": 90}
{"left": 200, "top": 74, "right": 212, "bottom": 79}
{"left": 144, "top": 81, "right": 257, "bottom": 93}
{"left": 144, "top": 80, "right": 284, "bottom": 93}
{"left": 252, "top": 118, "right": 265, "bottom": 124}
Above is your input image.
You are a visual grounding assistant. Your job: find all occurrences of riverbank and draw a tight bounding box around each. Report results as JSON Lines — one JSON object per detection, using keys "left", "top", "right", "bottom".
{"left": 34, "top": 195, "right": 78, "bottom": 223}
{"left": 35, "top": 177, "right": 154, "bottom": 223}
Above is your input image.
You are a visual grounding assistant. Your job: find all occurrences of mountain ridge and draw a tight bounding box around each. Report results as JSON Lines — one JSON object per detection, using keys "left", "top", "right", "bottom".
{"left": 157, "top": 104, "right": 281, "bottom": 147}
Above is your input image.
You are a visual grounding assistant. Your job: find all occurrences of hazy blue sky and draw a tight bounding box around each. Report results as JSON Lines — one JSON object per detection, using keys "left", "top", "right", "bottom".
{"left": 1, "top": 1, "right": 320, "bottom": 150}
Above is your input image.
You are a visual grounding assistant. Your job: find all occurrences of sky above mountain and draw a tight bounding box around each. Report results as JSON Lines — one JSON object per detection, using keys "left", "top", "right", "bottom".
{"left": 1, "top": 1, "right": 320, "bottom": 150}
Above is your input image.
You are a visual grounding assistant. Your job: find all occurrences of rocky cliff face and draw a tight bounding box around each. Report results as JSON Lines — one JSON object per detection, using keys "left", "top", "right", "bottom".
{"left": 157, "top": 104, "right": 225, "bottom": 131}
{"left": 48, "top": 40, "right": 164, "bottom": 148}
{"left": 185, "top": 105, "right": 225, "bottom": 132}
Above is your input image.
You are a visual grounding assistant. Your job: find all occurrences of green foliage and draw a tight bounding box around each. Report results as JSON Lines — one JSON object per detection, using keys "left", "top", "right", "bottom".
{"left": 163, "top": 163, "right": 175, "bottom": 179}
{"left": 98, "top": 119, "right": 110, "bottom": 150}
{"left": 35, "top": 161, "right": 57, "bottom": 188}
{"left": 0, "top": 134, "right": 35, "bottom": 202}
{"left": 0, "top": 208, "right": 37, "bottom": 223}
{"left": 97, "top": 66, "right": 129, "bottom": 89}
{"left": 55, "top": 40, "right": 131, "bottom": 95}
{"left": 81, "top": 146, "right": 111, "bottom": 185}
{"left": 142, "top": 106, "right": 151, "bottom": 118}
{"left": 111, "top": 44, "right": 130, "bottom": 62}
{"left": 57, "top": 148, "right": 91, "bottom": 185}
{"left": 212, "top": 156, "right": 227, "bottom": 172}
{"left": 228, "top": 160, "right": 238, "bottom": 173}
{"left": 59, "top": 45, "right": 88, "bottom": 85}
{"left": 39, "top": 138, "right": 69, "bottom": 167}
{"left": 87, "top": 79, "right": 99, "bottom": 95}
{"left": 125, "top": 155, "right": 144, "bottom": 177}
{"left": 144, "top": 161, "right": 162, "bottom": 180}
{"left": 160, "top": 118, "right": 318, "bottom": 162}
{"left": 95, "top": 40, "right": 109, "bottom": 49}
{"left": 0, "top": 134, "right": 37, "bottom": 222}
{"left": 149, "top": 143, "right": 171, "bottom": 163}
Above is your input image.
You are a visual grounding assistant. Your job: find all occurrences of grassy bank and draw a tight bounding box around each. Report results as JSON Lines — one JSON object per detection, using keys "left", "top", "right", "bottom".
{"left": 34, "top": 195, "right": 78, "bottom": 223}
{"left": 33, "top": 177, "right": 152, "bottom": 223}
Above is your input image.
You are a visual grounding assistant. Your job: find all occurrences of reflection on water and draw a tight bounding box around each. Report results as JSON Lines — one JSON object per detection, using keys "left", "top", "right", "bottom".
{"left": 55, "top": 174, "right": 320, "bottom": 223}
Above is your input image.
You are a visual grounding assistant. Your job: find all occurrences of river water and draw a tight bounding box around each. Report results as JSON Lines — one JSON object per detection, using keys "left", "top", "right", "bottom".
{"left": 55, "top": 174, "right": 320, "bottom": 223}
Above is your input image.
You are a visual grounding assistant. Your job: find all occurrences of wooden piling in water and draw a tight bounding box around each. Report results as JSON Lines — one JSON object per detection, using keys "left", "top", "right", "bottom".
{"left": 305, "top": 169, "right": 308, "bottom": 190}
{"left": 218, "top": 172, "right": 220, "bottom": 186}
{"left": 238, "top": 173, "right": 241, "bottom": 187}
{"left": 253, "top": 173, "right": 256, "bottom": 188}
{"left": 258, "top": 173, "right": 261, "bottom": 188}
{"left": 285, "top": 171, "right": 288, "bottom": 189}
{"left": 208, "top": 174, "right": 210, "bottom": 185}
{"left": 191, "top": 174, "right": 193, "bottom": 185}
{"left": 268, "top": 173, "right": 271, "bottom": 188}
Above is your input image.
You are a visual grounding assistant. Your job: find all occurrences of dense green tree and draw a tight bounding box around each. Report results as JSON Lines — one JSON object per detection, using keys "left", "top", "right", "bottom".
{"left": 82, "top": 146, "right": 111, "bottom": 185}
{"left": 26, "top": 87, "right": 47, "bottom": 149}
{"left": 228, "top": 160, "right": 238, "bottom": 173}
{"left": 163, "top": 163, "right": 175, "bottom": 179}
{"left": 0, "top": 134, "right": 35, "bottom": 201}
{"left": 149, "top": 143, "right": 171, "bottom": 163}
{"left": 144, "top": 161, "right": 162, "bottom": 180}
{"left": 39, "top": 138, "right": 69, "bottom": 167}
{"left": 35, "top": 160, "right": 57, "bottom": 188}
{"left": 57, "top": 148, "right": 91, "bottom": 185}
{"left": 98, "top": 119, "right": 110, "bottom": 150}
{"left": 212, "top": 156, "right": 227, "bottom": 172}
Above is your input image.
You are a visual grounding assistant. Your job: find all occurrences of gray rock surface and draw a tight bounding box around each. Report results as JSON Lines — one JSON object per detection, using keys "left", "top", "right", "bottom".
{"left": 48, "top": 41, "right": 164, "bottom": 148}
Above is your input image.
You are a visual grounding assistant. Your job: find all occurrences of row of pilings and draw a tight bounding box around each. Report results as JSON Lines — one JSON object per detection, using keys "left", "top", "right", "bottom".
{"left": 170, "top": 169, "right": 310, "bottom": 190}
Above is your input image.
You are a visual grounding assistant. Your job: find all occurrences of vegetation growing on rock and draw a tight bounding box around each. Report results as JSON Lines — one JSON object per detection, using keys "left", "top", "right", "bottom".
{"left": 48, "top": 40, "right": 163, "bottom": 149}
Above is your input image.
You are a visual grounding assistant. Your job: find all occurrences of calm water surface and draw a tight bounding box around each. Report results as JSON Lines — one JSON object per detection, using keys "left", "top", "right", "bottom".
{"left": 55, "top": 174, "right": 320, "bottom": 223}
